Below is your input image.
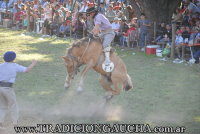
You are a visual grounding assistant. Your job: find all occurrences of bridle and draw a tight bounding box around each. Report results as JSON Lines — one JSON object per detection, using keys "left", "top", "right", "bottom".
{"left": 66, "top": 38, "right": 91, "bottom": 78}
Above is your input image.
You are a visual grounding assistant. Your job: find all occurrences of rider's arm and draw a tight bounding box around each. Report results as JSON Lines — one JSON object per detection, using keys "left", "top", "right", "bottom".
{"left": 92, "top": 24, "right": 100, "bottom": 35}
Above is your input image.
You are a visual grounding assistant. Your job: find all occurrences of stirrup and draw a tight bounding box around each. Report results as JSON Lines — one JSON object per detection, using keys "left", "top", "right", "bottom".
{"left": 102, "top": 61, "right": 114, "bottom": 72}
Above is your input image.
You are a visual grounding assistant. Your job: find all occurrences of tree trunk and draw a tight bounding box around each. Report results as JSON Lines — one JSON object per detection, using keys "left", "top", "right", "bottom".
{"left": 130, "top": 0, "right": 181, "bottom": 23}
{"left": 129, "top": 0, "right": 181, "bottom": 42}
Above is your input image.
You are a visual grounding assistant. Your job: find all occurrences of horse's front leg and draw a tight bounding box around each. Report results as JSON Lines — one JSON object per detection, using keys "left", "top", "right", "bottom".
{"left": 64, "top": 76, "right": 72, "bottom": 90}
{"left": 77, "top": 64, "right": 92, "bottom": 93}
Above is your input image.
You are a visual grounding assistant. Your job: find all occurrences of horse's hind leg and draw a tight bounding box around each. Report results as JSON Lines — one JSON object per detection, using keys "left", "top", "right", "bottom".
{"left": 99, "top": 75, "right": 114, "bottom": 102}
{"left": 111, "top": 74, "right": 123, "bottom": 95}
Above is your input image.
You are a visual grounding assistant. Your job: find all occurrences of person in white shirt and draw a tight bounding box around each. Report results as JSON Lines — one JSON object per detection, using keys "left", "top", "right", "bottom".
{"left": 79, "top": 1, "right": 88, "bottom": 12}
{"left": 0, "top": 51, "right": 37, "bottom": 129}
{"left": 111, "top": 17, "right": 120, "bottom": 36}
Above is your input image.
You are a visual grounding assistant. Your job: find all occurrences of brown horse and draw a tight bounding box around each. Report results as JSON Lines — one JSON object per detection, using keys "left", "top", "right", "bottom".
{"left": 62, "top": 37, "right": 133, "bottom": 100}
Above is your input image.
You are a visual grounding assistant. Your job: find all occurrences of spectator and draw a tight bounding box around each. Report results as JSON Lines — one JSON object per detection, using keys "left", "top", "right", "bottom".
{"left": 0, "top": 0, "right": 7, "bottom": 9}
{"left": 156, "top": 23, "right": 166, "bottom": 42}
{"left": 66, "top": 0, "right": 73, "bottom": 11}
{"left": 185, "top": 0, "right": 200, "bottom": 14}
{"left": 13, "top": 7, "right": 24, "bottom": 29}
{"left": 58, "top": 22, "right": 68, "bottom": 37}
{"left": 17, "top": 0, "right": 23, "bottom": 9}
{"left": 33, "top": 0, "right": 40, "bottom": 10}
{"left": 105, "top": 5, "right": 115, "bottom": 22}
{"left": 125, "top": 5, "right": 136, "bottom": 21}
{"left": 182, "top": 26, "right": 191, "bottom": 42}
{"left": 43, "top": 3, "right": 52, "bottom": 34}
{"left": 182, "top": 9, "right": 191, "bottom": 26}
{"left": 98, "top": 2, "right": 106, "bottom": 15}
{"left": 194, "top": 30, "right": 200, "bottom": 43}
{"left": 137, "top": 13, "right": 151, "bottom": 51}
{"left": 193, "top": 48, "right": 200, "bottom": 63}
{"left": 12, "top": 3, "right": 19, "bottom": 15}
{"left": 175, "top": 31, "right": 184, "bottom": 58}
{"left": 41, "top": 0, "right": 49, "bottom": 8}
{"left": 111, "top": 17, "right": 120, "bottom": 34}
{"left": 113, "top": 5, "right": 120, "bottom": 14}
{"left": 50, "top": 10, "right": 62, "bottom": 35}
{"left": 73, "top": 13, "right": 85, "bottom": 38}
{"left": 116, "top": 11, "right": 124, "bottom": 20}
{"left": 79, "top": 1, "right": 88, "bottom": 12}
{"left": 128, "top": 24, "right": 139, "bottom": 48}
{"left": 163, "top": 24, "right": 172, "bottom": 40}
{"left": 119, "top": 18, "right": 129, "bottom": 46}
{"left": 8, "top": 0, "right": 17, "bottom": 8}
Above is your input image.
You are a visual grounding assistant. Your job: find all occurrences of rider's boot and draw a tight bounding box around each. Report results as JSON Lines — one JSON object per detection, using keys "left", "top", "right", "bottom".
{"left": 104, "top": 47, "right": 111, "bottom": 66}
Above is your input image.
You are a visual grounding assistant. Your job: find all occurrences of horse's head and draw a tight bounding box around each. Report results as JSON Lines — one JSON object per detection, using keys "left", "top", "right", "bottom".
{"left": 63, "top": 56, "right": 75, "bottom": 78}
{"left": 62, "top": 54, "right": 79, "bottom": 89}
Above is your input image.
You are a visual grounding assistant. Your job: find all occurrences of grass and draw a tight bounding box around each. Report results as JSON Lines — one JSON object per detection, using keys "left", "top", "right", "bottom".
{"left": 0, "top": 28, "right": 200, "bottom": 134}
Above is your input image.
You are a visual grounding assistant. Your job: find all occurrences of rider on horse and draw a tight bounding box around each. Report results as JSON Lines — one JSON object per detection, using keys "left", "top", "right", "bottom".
{"left": 86, "top": 7, "right": 115, "bottom": 72}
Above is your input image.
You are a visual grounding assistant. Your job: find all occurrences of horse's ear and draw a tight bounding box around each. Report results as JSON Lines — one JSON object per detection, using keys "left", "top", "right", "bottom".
{"left": 62, "top": 56, "right": 71, "bottom": 62}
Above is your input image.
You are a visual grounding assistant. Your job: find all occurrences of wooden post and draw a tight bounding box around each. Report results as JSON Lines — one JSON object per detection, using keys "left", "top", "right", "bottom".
{"left": 153, "top": 22, "right": 156, "bottom": 41}
{"left": 70, "top": 24, "right": 72, "bottom": 39}
{"left": 171, "top": 23, "right": 176, "bottom": 59}
{"left": 182, "top": 45, "right": 185, "bottom": 60}
{"left": 127, "top": 33, "right": 130, "bottom": 48}
{"left": 27, "top": 4, "right": 31, "bottom": 32}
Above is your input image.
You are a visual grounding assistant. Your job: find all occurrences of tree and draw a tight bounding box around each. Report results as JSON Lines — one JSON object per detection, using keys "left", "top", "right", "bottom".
{"left": 130, "top": 0, "right": 182, "bottom": 23}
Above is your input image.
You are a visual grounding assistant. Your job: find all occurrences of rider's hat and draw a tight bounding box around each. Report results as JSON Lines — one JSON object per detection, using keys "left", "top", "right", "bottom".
{"left": 86, "top": 7, "right": 98, "bottom": 14}
{"left": 3, "top": 51, "right": 16, "bottom": 62}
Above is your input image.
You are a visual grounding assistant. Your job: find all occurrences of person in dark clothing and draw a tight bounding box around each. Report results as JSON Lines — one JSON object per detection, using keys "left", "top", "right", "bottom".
{"left": 156, "top": 23, "right": 166, "bottom": 41}
{"left": 118, "top": 18, "right": 129, "bottom": 46}
{"left": 182, "top": 26, "right": 191, "bottom": 42}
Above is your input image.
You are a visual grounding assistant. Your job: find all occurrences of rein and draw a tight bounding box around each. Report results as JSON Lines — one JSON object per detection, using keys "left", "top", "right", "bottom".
{"left": 67, "top": 38, "right": 91, "bottom": 76}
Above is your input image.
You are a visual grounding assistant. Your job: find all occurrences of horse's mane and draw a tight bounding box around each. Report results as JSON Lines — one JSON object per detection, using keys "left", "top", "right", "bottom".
{"left": 72, "top": 37, "right": 90, "bottom": 48}
{"left": 67, "top": 37, "right": 101, "bottom": 55}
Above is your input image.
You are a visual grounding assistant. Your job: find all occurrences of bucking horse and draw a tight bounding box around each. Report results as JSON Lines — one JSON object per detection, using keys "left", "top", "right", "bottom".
{"left": 62, "top": 37, "right": 133, "bottom": 102}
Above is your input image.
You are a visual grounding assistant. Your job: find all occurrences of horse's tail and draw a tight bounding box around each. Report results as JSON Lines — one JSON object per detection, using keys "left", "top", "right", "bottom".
{"left": 124, "top": 74, "right": 133, "bottom": 91}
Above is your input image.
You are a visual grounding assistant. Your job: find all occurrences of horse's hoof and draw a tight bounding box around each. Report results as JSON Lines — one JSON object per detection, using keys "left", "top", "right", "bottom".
{"left": 64, "top": 83, "right": 70, "bottom": 90}
{"left": 64, "top": 86, "right": 69, "bottom": 90}
{"left": 104, "top": 95, "right": 113, "bottom": 103}
{"left": 77, "top": 87, "right": 83, "bottom": 94}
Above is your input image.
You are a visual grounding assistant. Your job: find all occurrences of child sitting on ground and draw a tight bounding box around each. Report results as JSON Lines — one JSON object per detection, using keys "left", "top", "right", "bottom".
{"left": 0, "top": 51, "right": 37, "bottom": 129}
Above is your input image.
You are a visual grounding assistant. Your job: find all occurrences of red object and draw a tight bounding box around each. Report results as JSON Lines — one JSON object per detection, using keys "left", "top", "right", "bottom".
{"left": 124, "top": 27, "right": 135, "bottom": 37}
{"left": 113, "top": 6, "right": 121, "bottom": 10}
{"left": 146, "top": 45, "right": 158, "bottom": 55}
{"left": 88, "top": 2, "right": 95, "bottom": 7}
{"left": 66, "top": 20, "right": 71, "bottom": 24}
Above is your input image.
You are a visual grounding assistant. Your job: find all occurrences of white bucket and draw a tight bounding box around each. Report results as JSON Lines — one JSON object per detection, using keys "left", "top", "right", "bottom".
{"left": 156, "top": 48, "right": 162, "bottom": 57}
{"left": 146, "top": 45, "right": 160, "bottom": 48}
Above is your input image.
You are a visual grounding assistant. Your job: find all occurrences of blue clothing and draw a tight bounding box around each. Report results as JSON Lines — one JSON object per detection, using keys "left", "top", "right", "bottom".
{"left": 138, "top": 19, "right": 151, "bottom": 47}
{"left": 194, "top": 50, "right": 200, "bottom": 59}
{"left": 137, "top": 19, "right": 151, "bottom": 33}
{"left": 175, "top": 35, "right": 183, "bottom": 45}
{"left": 0, "top": 62, "right": 27, "bottom": 83}
{"left": 0, "top": 2, "right": 6, "bottom": 9}
{"left": 98, "top": 7, "right": 106, "bottom": 15}
{"left": 59, "top": 24, "right": 67, "bottom": 33}
{"left": 139, "top": 32, "right": 148, "bottom": 47}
